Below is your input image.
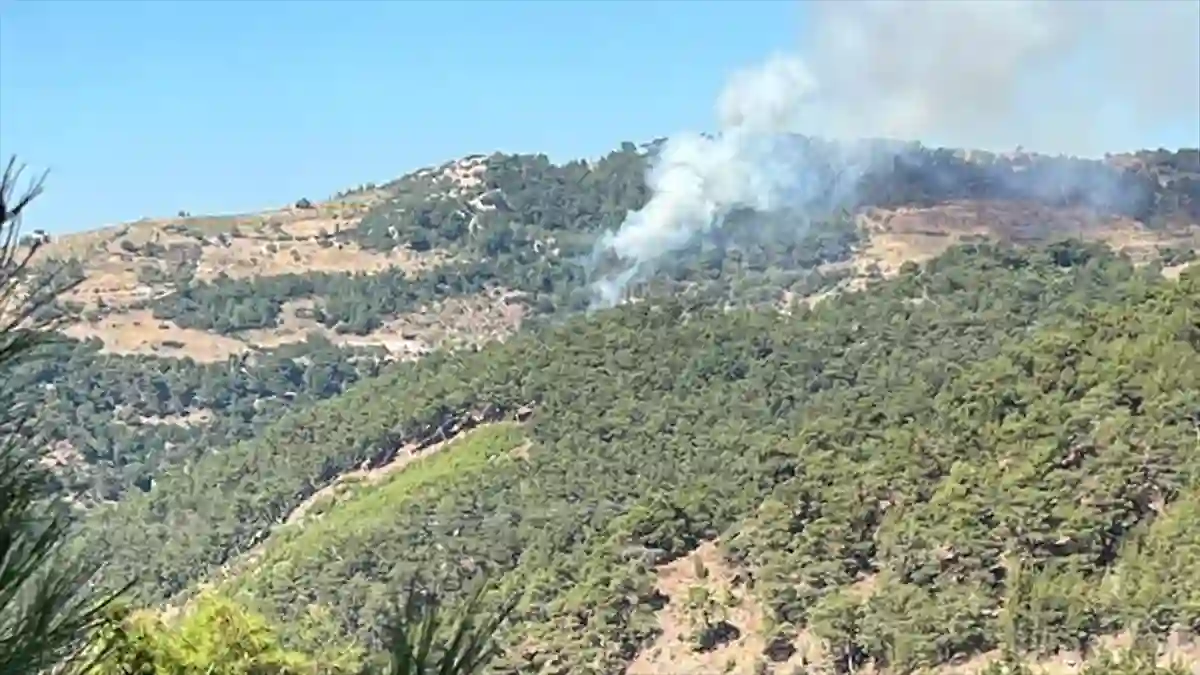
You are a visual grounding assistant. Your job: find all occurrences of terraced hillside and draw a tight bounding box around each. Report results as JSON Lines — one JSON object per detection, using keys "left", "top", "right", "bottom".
{"left": 12, "top": 140, "right": 1200, "bottom": 674}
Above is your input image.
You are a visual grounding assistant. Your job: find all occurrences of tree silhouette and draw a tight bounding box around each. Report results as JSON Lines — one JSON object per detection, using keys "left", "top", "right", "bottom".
{"left": 0, "top": 156, "right": 126, "bottom": 675}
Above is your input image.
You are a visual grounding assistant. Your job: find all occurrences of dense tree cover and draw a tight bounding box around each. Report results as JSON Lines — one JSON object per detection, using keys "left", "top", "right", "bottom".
{"left": 24, "top": 138, "right": 1193, "bottom": 514}
{"left": 216, "top": 424, "right": 530, "bottom": 648}
{"left": 15, "top": 140, "right": 1197, "bottom": 672}
{"left": 8, "top": 333, "right": 390, "bottom": 505}
{"left": 75, "top": 240, "right": 1200, "bottom": 673}
{"left": 353, "top": 146, "right": 651, "bottom": 256}
{"left": 149, "top": 265, "right": 514, "bottom": 336}
{"left": 4, "top": 172, "right": 513, "bottom": 675}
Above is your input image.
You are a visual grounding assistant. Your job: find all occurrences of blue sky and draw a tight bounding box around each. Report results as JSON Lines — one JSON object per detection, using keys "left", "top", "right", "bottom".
{"left": 1, "top": 0, "right": 799, "bottom": 234}
{"left": 3, "top": 1, "right": 1197, "bottom": 235}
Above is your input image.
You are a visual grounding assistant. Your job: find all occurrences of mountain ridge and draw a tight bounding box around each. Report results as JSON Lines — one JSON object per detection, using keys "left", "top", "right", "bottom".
{"left": 24, "top": 142, "right": 1200, "bottom": 365}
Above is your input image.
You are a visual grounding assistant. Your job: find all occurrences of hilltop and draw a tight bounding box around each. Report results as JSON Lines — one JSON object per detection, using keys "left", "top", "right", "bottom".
{"left": 11, "top": 139, "right": 1200, "bottom": 674}
{"left": 30, "top": 169, "right": 498, "bottom": 362}
{"left": 28, "top": 143, "right": 1200, "bottom": 363}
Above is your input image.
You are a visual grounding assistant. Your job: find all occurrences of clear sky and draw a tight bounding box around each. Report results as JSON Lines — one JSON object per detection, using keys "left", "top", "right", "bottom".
{"left": 1, "top": 0, "right": 800, "bottom": 234}
{"left": 3, "top": 1, "right": 1198, "bottom": 236}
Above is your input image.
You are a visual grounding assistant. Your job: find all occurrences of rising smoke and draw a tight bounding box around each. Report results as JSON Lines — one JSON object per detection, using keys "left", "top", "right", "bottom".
{"left": 588, "top": 0, "right": 1200, "bottom": 308}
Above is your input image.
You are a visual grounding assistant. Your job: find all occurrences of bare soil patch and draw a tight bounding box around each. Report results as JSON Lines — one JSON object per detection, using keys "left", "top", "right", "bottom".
{"left": 854, "top": 201, "right": 1198, "bottom": 276}
{"left": 62, "top": 309, "right": 252, "bottom": 361}
{"left": 1164, "top": 261, "right": 1195, "bottom": 280}
{"left": 628, "top": 541, "right": 818, "bottom": 675}
{"left": 191, "top": 237, "right": 444, "bottom": 282}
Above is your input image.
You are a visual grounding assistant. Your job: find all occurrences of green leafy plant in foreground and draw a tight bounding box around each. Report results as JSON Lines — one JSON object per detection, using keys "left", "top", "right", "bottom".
{"left": 362, "top": 580, "right": 519, "bottom": 675}
{"left": 84, "top": 582, "right": 517, "bottom": 675}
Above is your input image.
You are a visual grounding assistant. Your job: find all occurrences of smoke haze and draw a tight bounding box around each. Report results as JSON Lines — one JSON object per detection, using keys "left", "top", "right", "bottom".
{"left": 589, "top": 0, "right": 1200, "bottom": 308}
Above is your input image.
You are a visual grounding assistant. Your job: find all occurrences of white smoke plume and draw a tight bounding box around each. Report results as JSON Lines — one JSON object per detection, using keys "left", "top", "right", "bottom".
{"left": 589, "top": 0, "right": 1200, "bottom": 308}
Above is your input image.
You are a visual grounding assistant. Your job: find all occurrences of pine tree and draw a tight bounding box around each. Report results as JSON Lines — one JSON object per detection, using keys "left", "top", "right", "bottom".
{"left": 0, "top": 157, "right": 127, "bottom": 675}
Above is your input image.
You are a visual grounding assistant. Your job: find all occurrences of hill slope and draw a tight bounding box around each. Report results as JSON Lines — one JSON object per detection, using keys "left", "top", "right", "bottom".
{"left": 12, "top": 139, "right": 1200, "bottom": 672}
{"left": 30, "top": 144, "right": 1200, "bottom": 359}
{"left": 9, "top": 144, "right": 1190, "bottom": 511}
{"left": 17, "top": 142, "right": 1198, "bottom": 512}
{"left": 76, "top": 238, "right": 1200, "bottom": 674}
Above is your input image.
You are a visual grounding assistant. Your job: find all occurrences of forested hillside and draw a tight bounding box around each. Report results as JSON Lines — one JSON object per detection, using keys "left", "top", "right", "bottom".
{"left": 8, "top": 335, "right": 390, "bottom": 506}
{"left": 74, "top": 239, "right": 1200, "bottom": 674}
{"left": 20, "top": 142, "right": 1200, "bottom": 511}
{"left": 6, "top": 136, "right": 1197, "bottom": 673}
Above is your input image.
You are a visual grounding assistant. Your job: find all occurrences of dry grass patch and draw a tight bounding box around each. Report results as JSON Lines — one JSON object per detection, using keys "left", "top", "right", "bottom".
{"left": 31, "top": 186, "right": 409, "bottom": 292}
{"left": 192, "top": 237, "right": 445, "bottom": 281}
{"left": 35, "top": 219, "right": 176, "bottom": 262}
{"left": 277, "top": 215, "right": 347, "bottom": 239}
{"left": 58, "top": 287, "right": 524, "bottom": 363}
{"left": 854, "top": 201, "right": 1198, "bottom": 276}
{"left": 63, "top": 267, "right": 162, "bottom": 310}
{"left": 63, "top": 309, "right": 252, "bottom": 361}
{"left": 236, "top": 298, "right": 430, "bottom": 355}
